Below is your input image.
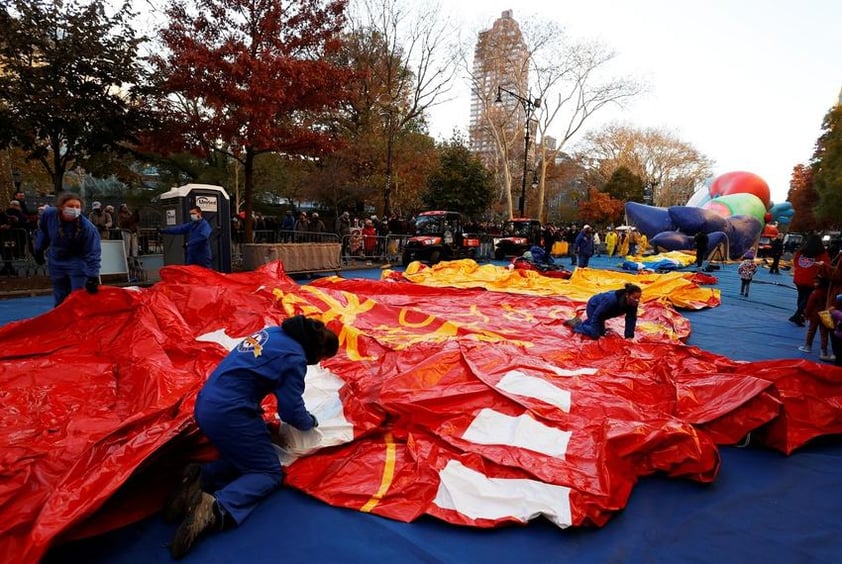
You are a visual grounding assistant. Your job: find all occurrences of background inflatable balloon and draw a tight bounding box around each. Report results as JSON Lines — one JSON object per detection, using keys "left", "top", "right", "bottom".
{"left": 769, "top": 201, "right": 795, "bottom": 225}
{"left": 668, "top": 207, "right": 728, "bottom": 235}
{"left": 724, "top": 216, "right": 764, "bottom": 258}
{"left": 625, "top": 171, "right": 790, "bottom": 261}
{"left": 650, "top": 231, "right": 693, "bottom": 252}
{"left": 701, "top": 193, "right": 767, "bottom": 224}
{"left": 709, "top": 171, "right": 771, "bottom": 209}
{"left": 625, "top": 202, "right": 675, "bottom": 238}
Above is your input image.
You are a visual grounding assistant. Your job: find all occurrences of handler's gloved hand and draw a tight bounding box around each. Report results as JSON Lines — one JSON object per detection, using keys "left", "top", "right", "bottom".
{"left": 85, "top": 277, "right": 100, "bottom": 294}
{"left": 34, "top": 249, "right": 45, "bottom": 265}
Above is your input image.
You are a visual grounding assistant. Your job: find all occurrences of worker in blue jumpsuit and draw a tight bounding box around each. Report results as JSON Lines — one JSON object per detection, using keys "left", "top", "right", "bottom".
{"left": 160, "top": 206, "right": 213, "bottom": 268}
{"left": 33, "top": 192, "right": 102, "bottom": 306}
{"left": 166, "top": 315, "right": 340, "bottom": 559}
{"left": 565, "top": 283, "right": 642, "bottom": 339}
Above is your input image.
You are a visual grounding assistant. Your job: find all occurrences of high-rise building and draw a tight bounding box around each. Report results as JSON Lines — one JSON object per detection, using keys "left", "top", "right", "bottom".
{"left": 469, "top": 10, "right": 530, "bottom": 167}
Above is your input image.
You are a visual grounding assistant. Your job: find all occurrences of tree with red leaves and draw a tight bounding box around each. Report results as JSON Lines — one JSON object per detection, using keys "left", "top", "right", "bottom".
{"left": 149, "top": 0, "right": 355, "bottom": 241}
{"left": 787, "top": 163, "right": 820, "bottom": 232}
{"left": 577, "top": 187, "right": 625, "bottom": 226}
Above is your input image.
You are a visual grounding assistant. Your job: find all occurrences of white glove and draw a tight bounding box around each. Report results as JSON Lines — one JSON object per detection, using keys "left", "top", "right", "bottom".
{"left": 276, "top": 422, "right": 324, "bottom": 456}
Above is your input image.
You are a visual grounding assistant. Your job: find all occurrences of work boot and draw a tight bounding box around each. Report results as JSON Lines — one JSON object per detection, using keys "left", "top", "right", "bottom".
{"left": 163, "top": 463, "right": 203, "bottom": 524}
{"left": 170, "top": 492, "right": 221, "bottom": 559}
{"left": 564, "top": 316, "right": 582, "bottom": 329}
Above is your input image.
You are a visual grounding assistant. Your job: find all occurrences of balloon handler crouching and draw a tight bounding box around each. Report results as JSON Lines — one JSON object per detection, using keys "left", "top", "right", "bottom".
{"left": 564, "top": 283, "right": 643, "bottom": 339}
{"left": 165, "top": 315, "right": 339, "bottom": 559}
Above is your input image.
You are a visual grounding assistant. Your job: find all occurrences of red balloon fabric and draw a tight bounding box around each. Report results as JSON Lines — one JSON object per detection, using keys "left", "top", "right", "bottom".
{"left": 0, "top": 261, "right": 839, "bottom": 561}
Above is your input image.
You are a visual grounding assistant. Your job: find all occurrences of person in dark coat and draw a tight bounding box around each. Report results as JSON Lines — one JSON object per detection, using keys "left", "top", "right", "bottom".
{"left": 33, "top": 192, "right": 102, "bottom": 306}
{"left": 769, "top": 233, "right": 784, "bottom": 274}
{"left": 165, "top": 315, "right": 339, "bottom": 559}
{"left": 694, "top": 231, "right": 709, "bottom": 269}
{"left": 574, "top": 225, "right": 595, "bottom": 268}
{"left": 160, "top": 206, "right": 213, "bottom": 268}
{"left": 565, "top": 283, "right": 642, "bottom": 339}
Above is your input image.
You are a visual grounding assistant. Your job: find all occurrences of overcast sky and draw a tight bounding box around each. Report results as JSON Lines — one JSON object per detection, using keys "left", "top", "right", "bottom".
{"left": 428, "top": 0, "right": 841, "bottom": 203}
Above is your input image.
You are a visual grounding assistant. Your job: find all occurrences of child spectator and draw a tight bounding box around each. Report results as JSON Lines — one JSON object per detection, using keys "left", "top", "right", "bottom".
{"left": 799, "top": 275, "right": 833, "bottom": 361}
{"left": 738, "top": 249, "right": 758, "bottom": 297}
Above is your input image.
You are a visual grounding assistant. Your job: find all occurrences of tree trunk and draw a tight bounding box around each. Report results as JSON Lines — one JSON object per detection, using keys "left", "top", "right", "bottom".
{"left": 383, "top": 118, "right": 394, "bottom": 217}
{"left": 52, "top": 138, "right": 64, "bottom": 194}
{"left": 243, "top": 150, "right": 255, "bottom": 243}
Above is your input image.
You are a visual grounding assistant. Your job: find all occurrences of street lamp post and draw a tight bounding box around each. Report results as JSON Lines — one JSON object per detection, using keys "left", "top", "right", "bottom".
{"left": 495, "top": 86, "right": 541, "bottom": 218}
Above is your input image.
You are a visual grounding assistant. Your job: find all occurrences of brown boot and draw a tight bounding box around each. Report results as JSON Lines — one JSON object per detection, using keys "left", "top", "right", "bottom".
{"left": 170, "top": 492, "right": 220, "bottom": 559}
{"left": 564, "top": 315, "right": 582, "bottom": 329}
{"left": 163, "top": 463, "right": 203, "bottom": 524}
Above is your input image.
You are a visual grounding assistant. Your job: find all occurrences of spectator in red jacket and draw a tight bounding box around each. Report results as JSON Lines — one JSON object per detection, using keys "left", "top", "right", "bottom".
{"left": 789, "top": 234, "right": 831, "bottom": 326}
{"left": 362, "top": 219, "right": 377, "bottom": 257}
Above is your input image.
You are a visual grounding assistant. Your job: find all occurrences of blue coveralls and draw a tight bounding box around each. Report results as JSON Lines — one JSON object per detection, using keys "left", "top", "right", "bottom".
{"left": 34, "top": 207, "right": 101, "bottom": 306}
{"left": 574, "top": 230, "right": 595, "bottom": 268}
{"left": 194, "top": 326, "right": 317, "bottom": 525}
{"left": 574, "top": 290, "right": 637, "bottom": 339}
{"left": 161, "top": 219, "right": 213, "bottom": 267}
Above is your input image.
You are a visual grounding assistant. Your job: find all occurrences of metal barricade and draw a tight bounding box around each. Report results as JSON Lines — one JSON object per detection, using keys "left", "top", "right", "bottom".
{"left": 138, "top": 228, "right": 163, "bottom": 255}
{"left": 341, "top": 232, "right": 397, "bottom": 265}
{"left": 0, "top": 228, "right": 50, "bottom": 278}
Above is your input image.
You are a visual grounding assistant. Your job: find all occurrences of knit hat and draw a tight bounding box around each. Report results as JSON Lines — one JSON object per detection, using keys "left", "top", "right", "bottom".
{"left": 92, "top": 201, "right": 102, "bottom": 210}
{"left": 743, "top": 249, "right": 755, "bottom": 259}
{"left": 282, "top": 315, "right": 339, "bottom": 365}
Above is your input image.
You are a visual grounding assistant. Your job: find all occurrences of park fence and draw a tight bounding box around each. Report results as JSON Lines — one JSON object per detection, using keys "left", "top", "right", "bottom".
{"left": 340, "top": 232, "right": 496, "bottom": 266}
{"left": 0, "top": 226, "right": 497, "bottom": 283}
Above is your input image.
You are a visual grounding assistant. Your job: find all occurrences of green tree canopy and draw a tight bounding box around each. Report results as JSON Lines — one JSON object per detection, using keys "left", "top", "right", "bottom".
{"left": 0, "top": 0, "right": 148, "bottom": 193}
{"left": 811, "top": 105, "right": 842, "bottom": 227}
{"left": 787, "top": 163, "right": 819, "bottom": 232}
{"left": 423, "top": 135, "right": 493, "bottom": 219}
{"left": 602, "top": 165, "right": 644, "bottom": 202}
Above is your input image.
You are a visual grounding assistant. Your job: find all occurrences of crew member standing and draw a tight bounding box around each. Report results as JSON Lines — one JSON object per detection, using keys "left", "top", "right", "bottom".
{"left": 34, "top": 192, "right": 102, "bottom": 306}
{"left": 160, "top": 206, "right": 213, "bottom": 268}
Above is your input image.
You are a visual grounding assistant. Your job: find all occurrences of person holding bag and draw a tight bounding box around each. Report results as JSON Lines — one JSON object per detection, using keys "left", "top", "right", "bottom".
{"left": 800, "top": 275, "right": 833, "bottom": 361}
{"left": 828, "top": 294, "right": 842, "bottom": 367}
{"left": 789, "top": 234, "right": 830, "bottom": 326}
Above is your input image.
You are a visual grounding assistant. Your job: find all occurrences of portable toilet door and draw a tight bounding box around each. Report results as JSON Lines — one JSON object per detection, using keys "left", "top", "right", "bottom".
{"left": 159, "top": 184, "right": 232, "bottom": 272}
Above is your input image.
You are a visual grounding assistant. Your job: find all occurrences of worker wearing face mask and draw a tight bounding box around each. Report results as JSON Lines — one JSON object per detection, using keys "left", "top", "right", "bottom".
{"left": 160, "top": 206, "right": 213, "bottom": 268}
{"left": 33, "top": 192, "right": 102, "bottom": 306}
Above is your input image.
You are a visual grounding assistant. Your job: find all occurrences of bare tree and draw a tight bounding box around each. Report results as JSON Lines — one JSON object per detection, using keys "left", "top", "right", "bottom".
{"left": 350, "top": 0, "right": 460, "bottom": 217}
{"left": 464, "top": 12, "right": 530, "bottom": 219}
{"left": 576, "top": 123, "right": 714, "bottom": 207}
{"left": 465, "top": 15, "right": 641, "bottom": 221}
{"left": 526, "top": 20, "right": 642, "bottom": 222}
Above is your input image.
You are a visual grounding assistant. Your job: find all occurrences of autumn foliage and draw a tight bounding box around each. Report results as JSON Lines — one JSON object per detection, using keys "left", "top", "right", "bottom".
{"left": 577, "top": 188, "right": 625, "bottom": 226}
{"left": 148, "top": 0, "right": 356, "bottom": 237}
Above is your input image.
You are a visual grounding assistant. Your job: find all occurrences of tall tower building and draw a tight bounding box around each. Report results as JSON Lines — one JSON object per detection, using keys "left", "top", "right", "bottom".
{"left": 469, "top": 10, "right": 530, "bottom": 167}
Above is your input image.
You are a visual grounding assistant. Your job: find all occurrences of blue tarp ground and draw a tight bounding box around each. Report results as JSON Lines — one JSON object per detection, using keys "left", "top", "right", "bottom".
{"left": 2, "top": 256, "right": 838, "bottom": 563}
